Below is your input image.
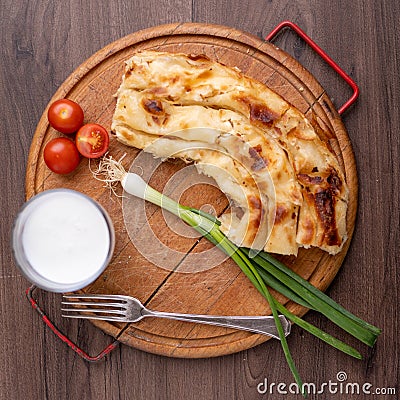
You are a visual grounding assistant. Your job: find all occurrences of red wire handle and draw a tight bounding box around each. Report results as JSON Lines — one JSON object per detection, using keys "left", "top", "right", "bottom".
{"left": 265, "top": 20, "right": 359, "bottom": 114}
{"left": 26, "top": 285, "right": 119, "bottom": 362}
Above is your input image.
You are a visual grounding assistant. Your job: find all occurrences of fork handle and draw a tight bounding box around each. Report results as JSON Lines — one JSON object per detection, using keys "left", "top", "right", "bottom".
{"left": 141, "top": 309, "right": 290, "bottom": 339}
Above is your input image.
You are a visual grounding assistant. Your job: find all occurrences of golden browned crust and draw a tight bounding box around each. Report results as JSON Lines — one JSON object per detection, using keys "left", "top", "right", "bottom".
{"left": 111, "top": 50, "right": 349, "bottom": 255}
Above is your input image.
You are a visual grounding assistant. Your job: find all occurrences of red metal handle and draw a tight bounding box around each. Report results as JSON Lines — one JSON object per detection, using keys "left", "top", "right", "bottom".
{"left": 26, "top": 285, "right": 119, "bottom": 362}
{"left": 265, "top": 20, "right": 359, "bottom": 114}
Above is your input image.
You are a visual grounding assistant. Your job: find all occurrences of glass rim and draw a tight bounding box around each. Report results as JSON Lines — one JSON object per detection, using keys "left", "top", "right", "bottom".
{"left": 12, "top": 188, "right": 115, "bottom": 292}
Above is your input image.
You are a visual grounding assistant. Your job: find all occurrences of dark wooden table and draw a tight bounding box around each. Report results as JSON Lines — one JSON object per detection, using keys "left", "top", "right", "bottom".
{"left": 1, "top": 1, "right": 398, "bottom": 399}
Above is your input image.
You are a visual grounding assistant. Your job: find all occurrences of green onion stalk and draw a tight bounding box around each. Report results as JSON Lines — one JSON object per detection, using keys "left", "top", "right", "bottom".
{"left": 93, "top": 155, "right": 381, "bottom": 395}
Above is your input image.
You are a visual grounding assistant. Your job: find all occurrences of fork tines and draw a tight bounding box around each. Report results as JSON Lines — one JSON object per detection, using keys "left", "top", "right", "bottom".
{"left": 61, "top": 294, "right": 129, "bottom": 322}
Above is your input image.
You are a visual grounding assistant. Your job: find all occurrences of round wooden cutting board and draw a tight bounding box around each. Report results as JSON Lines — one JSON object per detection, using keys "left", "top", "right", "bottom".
{"left": 26, "top": 23, "right": 357, "bottom": 358}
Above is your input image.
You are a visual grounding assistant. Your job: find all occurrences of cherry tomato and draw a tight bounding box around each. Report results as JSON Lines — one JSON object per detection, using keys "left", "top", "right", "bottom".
{"left": 47, "top": 99, "right": 84, "bottom": 134}
{"left": 75, "top": 123, "right": 110, "bottom": 158}
{"left": 43, "top": 137, "right": 80, "bottom": 174}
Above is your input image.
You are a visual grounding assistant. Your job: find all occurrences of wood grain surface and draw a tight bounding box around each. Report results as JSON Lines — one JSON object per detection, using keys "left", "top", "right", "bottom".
{"left": 25, "top": 23, "right": 357, "bottom": 358}
{"left": 1, "top": 1, "right": 399, "bottom": 399}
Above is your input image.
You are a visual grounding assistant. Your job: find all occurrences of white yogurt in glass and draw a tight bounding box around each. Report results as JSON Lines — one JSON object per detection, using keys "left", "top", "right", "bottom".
{"left": 13, "top": 189, "right": 115, "bottom": 292}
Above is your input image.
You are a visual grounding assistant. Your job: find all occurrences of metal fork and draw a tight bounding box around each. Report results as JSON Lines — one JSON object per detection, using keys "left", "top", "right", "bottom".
{"left": 62, "top": 294, "right": 291, "bottom": 339}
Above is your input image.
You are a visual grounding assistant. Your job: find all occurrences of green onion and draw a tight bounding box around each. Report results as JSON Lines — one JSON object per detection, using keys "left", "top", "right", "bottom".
{"left": 274, "top": 301, "right": 362, "bottom": 359}
{"left": 252, "top": 251, "right": 381, "bottom": 336}
{"left": 243, "top": 249, "right": 381, "bottom": 345}
{"left": 255, "top": 267, "right": 314, "bottom": 310}
{"left": 92, "top": 156, "right": 381, "bottom": 395}
{"left": 185, "top": 219, "right": 304, "bottom": 393}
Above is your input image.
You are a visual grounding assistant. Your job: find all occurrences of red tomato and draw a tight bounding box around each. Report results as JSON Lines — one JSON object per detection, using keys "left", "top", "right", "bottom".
{"left": 43, "top": 137, "right": 80, "bottom": 174}
{"left": 75, "top": 123, "right": 110, "bottom": 158}
{"left": 47, "top": 99, "right": 84, "bottom": 134}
